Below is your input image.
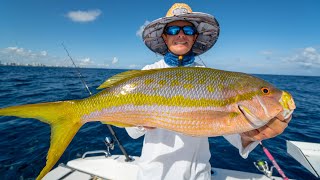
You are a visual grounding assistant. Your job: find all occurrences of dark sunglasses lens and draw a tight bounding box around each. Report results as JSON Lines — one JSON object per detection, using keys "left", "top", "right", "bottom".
{"left": 165, "top": 26, "right": 181, "bottom": 35}
{"left": 183, "top": 26, "right": 197, "bottom": 35}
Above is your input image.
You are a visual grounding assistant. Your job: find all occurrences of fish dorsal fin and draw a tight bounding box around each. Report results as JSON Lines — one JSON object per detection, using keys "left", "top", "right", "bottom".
{"left": 97, "top": 67, "right": 184, "bottom": 89}
{"left": 97, "top": 70, "right": 144, "bottom": 89}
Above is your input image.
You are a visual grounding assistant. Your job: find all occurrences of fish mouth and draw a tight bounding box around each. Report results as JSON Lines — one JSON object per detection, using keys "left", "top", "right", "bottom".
{"left": 238, "top": 105, "right": 267, "bottom": 129}
{"left": 238, "top": 91, "right": 296, "bottom": 128}
{"left": 275, "top": 109, "right": 294, "bottom": 121}
{"left": 278, "top": 91, "right": 295, "bottom": 120}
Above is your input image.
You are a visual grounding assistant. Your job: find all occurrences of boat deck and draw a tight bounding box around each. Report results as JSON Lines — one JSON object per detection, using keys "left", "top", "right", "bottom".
{"left": 44, "top": 155, "right": 283, "bottom": 180}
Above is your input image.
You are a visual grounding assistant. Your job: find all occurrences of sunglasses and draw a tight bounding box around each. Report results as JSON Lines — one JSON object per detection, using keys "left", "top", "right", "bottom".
{"left": 164, "top": 26, "right": 198, "bottom": 36}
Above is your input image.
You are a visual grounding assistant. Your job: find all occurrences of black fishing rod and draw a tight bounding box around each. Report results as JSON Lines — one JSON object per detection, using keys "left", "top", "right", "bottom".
{"left": 61, "top": 43, "right": 132, "bottom": 162}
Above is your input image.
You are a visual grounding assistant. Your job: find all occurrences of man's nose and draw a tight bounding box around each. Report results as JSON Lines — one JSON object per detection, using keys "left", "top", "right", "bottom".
{"left": 177, "top": 29, "right": 185, "bottom": 37}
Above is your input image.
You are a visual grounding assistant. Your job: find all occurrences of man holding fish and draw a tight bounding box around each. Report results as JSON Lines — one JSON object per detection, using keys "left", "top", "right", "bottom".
{"left": 126, "top": 3, "right": 293, "bottom": 180}
{"left": 0, "top": 3, "right": 295, "bottom": 180}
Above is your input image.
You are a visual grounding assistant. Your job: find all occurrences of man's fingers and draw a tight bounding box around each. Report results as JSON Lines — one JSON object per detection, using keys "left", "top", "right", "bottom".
{"left": 240, "top": 129, "right": 260, "bottom": 141}
{"left": 241, "top": 117, "right": 290, "bottom": 141}
{"left": 144, "top": 126, "right": 156, "bottom": 130}
{"left": 265, "top": 117, "right": 288, "bottom": 135}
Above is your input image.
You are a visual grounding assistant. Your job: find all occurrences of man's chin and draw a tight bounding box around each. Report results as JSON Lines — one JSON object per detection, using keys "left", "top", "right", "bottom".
{"left": 171, "top": 47, "right": 190, "bottom": 55}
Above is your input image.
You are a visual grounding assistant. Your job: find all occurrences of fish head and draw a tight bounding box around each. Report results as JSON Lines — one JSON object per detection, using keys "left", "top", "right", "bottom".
{"left": 237, "top": 80, "right": 295, "bottom": 128}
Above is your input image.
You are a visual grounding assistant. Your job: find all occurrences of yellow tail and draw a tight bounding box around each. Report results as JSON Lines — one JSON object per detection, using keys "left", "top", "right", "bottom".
{"left": 0, "top": 101, "right": 82, "bottom": 180}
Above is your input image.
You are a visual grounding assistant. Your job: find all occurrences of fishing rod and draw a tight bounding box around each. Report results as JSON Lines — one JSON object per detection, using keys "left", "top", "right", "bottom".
{"left": 259, "top": 142, "right": 289, "bottom": 180}
{"left": 61, "top": 43, "right": 133, "bottom": 162}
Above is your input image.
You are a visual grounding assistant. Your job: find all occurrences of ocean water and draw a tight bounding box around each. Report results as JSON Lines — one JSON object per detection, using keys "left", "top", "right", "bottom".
{"left": 0, "top": 66, "right": 319, "bottom": 180}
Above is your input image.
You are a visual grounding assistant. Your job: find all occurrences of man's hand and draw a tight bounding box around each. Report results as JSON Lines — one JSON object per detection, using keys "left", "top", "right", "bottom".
{"left": 143, "top": 126, "right": 156, "bottom": 130}
{"left": 240, "top": 115, "right": 292, "bottom": 148}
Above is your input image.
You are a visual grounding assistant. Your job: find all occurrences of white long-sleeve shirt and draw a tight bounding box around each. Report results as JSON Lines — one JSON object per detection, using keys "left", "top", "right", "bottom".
{"left": 126, "top": 59, "right": 259, "bottom": 180}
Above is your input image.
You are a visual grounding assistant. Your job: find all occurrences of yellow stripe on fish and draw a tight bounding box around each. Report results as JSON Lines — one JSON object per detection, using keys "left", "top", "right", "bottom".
{"left": 0, "top": 67, "right": 296, "bottom": 179}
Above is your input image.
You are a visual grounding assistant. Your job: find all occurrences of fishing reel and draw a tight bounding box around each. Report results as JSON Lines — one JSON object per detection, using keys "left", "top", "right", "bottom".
{"left": 104, "top": 136, "right": 114, "bottom": 156}
{"left": 254, "top": 160, "right": 274, "bottom": 178}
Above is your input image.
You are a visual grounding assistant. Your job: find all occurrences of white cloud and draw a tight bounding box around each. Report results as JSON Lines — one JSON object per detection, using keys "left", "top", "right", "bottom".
{"left": 0, "top": 47, "right": 137, "bottom": 69}
{"left": 136, "top": 20, "right": 150, "bottom": 37}
{"left": 40, "top": 51, "right": 47, "bottom": 56}
{"left": 66, "top": 9, "right": 102, "bottom": 22}
{"left": 3, "top": 46, "right": 48, "bottom": 59}
{"left": 79, "top": 57, "right": 93, "bottom": 66}
{"left": 5, "top": 46, "right": 27, "bottom": 56}
{"left": 283, "top": 47, "right": 320, "bottom": 68}
{"left": 0, "top": 46, "right": 69, "bottom": 67}
{"left": 112, "top": 57, "right": 118, "bottom": 64}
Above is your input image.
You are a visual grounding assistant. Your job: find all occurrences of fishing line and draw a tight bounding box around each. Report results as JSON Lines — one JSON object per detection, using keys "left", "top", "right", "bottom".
{"left": 197, "top": 55, "right": 207, "bottom": 67}
{"left": 61, "top": 43, "right": 133, "bottom": 162}
{"left": 61, "top": 43, "right": 92, "bottom": 96}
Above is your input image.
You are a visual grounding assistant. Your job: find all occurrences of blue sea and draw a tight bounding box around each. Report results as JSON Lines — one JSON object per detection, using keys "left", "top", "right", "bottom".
{"left": 0, "top": 66, "right": 319, "bottom": 180}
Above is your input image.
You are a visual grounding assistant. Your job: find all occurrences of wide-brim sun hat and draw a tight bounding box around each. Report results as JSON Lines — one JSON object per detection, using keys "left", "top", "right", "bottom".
{"left": 142, "top": 3, "right": 220, "bottom": 56}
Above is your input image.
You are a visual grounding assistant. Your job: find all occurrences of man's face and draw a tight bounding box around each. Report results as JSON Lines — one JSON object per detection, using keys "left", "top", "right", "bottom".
{"left": 162, "top": 21, "right": 198, "bottom": 56}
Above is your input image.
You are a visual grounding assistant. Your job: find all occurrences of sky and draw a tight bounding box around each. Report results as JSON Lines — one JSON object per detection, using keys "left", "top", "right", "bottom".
{"left": 1, "top": 0, "right": 320, "bottom": 76}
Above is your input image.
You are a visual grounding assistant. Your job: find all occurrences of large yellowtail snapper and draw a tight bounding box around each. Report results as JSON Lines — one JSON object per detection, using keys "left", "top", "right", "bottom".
{"left": 0, "top": 67, "right": 295, "bottom": 179}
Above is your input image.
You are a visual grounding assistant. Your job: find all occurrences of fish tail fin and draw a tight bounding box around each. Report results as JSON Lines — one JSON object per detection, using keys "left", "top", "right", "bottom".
{"left": 0, "top": 101, "right": 83, "bottom": 180}
{"left": 37, "top": 118, "right": 81, "bottom": 180}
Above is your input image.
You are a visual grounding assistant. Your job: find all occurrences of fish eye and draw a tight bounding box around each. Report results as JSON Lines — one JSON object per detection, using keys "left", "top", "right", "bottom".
{"left": 261, "top": 87, "right": 270, "bottom": 94}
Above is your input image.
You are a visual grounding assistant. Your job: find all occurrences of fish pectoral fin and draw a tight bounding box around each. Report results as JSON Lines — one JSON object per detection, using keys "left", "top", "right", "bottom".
{"left": 102, "top": 121, "right": 134, "bottom": 128}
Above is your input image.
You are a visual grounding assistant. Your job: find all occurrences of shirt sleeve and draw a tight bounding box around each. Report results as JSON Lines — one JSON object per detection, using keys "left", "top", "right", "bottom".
{"left": 125, "top": 127, "right": 147, "bottom": 139}
{"left": 224, "top": 134, "right": 260, "bottom": 158}
{"left": 141, "top": 65, "right": 151, "bottom": 70}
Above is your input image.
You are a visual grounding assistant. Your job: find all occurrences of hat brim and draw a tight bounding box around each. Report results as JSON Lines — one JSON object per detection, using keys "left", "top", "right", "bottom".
{"left": 142, "top": 12, "right": 220, "bottom": 56}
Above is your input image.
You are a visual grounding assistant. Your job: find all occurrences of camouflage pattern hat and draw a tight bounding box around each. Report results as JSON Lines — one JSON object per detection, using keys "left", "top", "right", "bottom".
{"left": 142, "top": 3, "right": 220, "bottom": 56}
